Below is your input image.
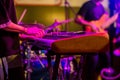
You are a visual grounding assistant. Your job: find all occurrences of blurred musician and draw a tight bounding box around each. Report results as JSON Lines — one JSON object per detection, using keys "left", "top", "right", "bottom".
{"left": 74, "top": 0, "right": 114, "bottom": 80}
{"left": 0, "top": 0, "right": 45, "bottom": 80}
{"left": 75, "top": 0, "right": 119, "bottom": 33}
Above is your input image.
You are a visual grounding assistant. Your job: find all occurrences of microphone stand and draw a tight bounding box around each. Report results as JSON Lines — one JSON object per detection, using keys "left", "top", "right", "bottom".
{"left": 64, "top": 0, "right": 76, "bottom": 31}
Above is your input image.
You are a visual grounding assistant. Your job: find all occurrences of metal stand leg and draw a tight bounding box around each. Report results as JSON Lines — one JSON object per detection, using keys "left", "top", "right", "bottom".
{"left": 26, "top": 44, "right": 32, "bottom": 80}
{"left": 52, "top": 54, "right": 61, "bottom": 80}
{"left": 75, "top": 55, "right": 84, "bottom": 80}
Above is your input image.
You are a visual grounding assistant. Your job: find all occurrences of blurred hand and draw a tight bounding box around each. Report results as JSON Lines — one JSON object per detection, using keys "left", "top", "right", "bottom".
{"left": 26, "top": 27, "right": 45, "bottom": 38}
{"left": 34, "top": 28, "right": 45, "bottom": 38}
{"left": 91, "top": 24, "right": 100, "bottom": 32}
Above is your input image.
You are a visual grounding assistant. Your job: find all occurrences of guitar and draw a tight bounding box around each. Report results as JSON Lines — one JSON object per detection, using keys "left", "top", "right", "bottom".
{"left": 20, "top": 19, "right": 73, "bottom": 40}
{"left": 86, "top": 13, "right": 119, "bottom": 32}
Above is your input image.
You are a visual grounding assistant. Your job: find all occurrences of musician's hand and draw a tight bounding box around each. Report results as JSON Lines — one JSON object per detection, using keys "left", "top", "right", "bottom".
{"left": 25, "top": 27, "right": 45, "bottom": 37}
{"left": 34, "top": 29, "right": 45, "bottom": 38}
{"left": 91, "top": 24, "right": 100, "bottom": 32}
{"left": 20, "top": 29, "right": 45, "bottom": 40}
{"left": 26, "top": 27, "right": 40, "bottom": 34}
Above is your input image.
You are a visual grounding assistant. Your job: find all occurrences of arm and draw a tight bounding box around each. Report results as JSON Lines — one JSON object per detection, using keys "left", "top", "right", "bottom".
{"left": 75, "top": 15, "right": 93, "bottom": 26}
{"left": 2, "top": 21, "right": 27, "bottom": 33}
{"left": 0, "top": 21, "right": 45, "bottom": 39}
{"left": 75, "top": 15, "right": 99, "bottom": 32}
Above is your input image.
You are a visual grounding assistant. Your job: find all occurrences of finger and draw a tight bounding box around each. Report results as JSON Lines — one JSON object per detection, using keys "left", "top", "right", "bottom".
{"left": 35, "top": 29, "right": 45, "bottom": 38}
{"left": 39, "top": 29, "right": 45, "bottom": 36}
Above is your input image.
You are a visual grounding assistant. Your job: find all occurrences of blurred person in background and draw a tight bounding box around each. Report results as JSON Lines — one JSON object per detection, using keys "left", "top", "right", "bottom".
{"left": 74, "top": 0, "right": 118, "bottom": 80}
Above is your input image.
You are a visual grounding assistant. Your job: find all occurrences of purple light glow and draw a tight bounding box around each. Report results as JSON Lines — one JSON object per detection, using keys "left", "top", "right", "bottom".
{"left": 114, "top": 49, "right": 120, "bottom": 56}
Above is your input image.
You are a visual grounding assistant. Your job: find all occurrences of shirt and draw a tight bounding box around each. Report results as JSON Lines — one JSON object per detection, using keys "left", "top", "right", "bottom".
{"left": 0, "top": 0, "right": 20, "bottom": 57}
{"left": 77, "top": 1, "right": 106, "bottom": 21}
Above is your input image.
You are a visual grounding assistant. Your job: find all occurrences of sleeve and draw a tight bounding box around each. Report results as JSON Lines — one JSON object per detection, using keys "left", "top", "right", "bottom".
{"left": 77, "top": 2, "right": 89, "bottom": 17}
{"left": 0, "top": 1, "right": 10, "bottom": 28}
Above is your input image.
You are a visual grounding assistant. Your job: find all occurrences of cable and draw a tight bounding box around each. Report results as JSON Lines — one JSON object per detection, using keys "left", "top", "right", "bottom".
{"left": 100, "top": 67, "right": 120, "bottom": 80}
